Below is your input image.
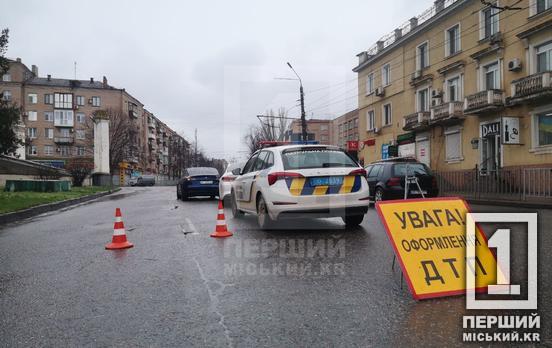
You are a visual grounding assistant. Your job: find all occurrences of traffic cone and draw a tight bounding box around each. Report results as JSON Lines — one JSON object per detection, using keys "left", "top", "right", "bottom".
{"left": 210, "top": 200, "right": 233, "bottom": 238}
{"left": 105, "top": 208, "right": 134, "bottom": 250}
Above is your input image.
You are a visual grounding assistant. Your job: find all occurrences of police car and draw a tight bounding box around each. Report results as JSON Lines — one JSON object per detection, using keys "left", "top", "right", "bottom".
{"left": 231, "top": 144, "right": 370, "bottom": 229}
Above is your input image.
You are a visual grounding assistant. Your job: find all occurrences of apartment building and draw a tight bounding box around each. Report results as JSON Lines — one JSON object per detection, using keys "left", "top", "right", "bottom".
{"left": 285, "top": 118, "right": 333, "bottom": 144}
{"left": 331, "top": 109, "right": 359, "bottom": 149}
{"left": 353, "top": 0, "right": 552, "bottom": 173}
{"left": 0, "top": 58, "right": 187, "bottom": 178}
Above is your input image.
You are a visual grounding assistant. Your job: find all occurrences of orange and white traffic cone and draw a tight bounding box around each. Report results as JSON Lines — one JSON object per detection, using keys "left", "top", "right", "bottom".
{"left": 105, "top": 208, "right": 134, "bottom": 250}
{"left": 210, "top": 200, "right": 233, "bottom": 238}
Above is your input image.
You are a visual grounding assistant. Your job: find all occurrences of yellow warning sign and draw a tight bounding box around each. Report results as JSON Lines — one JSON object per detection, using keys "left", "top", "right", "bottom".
{"left": 376, "top": 197, "right": 498, "bottom": 300}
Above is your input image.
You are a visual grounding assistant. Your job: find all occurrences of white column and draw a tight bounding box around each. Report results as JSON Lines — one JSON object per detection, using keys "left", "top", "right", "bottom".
{"left": 93, "top": 117, "right": 110, "bottom": 174}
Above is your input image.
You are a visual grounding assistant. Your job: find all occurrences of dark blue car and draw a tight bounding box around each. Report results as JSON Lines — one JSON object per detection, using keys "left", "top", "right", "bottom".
{"left": 177, "top": 167, "right": 220, "bottom": 200}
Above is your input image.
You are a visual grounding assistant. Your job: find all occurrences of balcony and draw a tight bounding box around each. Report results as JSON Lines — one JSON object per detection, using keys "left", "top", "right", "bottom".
{"left": 430, "top": 101, "right": 464, "bottom": 125}
{"left": 148, "top": 132, "right": 156, "bottom": 140}
{"left": 508, "top": 71, "right": 552, "bottom": 106}
{"left": 464, "top": 90, "right": 505, "bottom": 115}
{"left": 125, "top": 155, "right": 139, "bottom": 164}
{"left": 54, "top": 136, "right": 74, "bottom": 144}
{"left": 402, "top": 111, "right": 430, "bottom": 131}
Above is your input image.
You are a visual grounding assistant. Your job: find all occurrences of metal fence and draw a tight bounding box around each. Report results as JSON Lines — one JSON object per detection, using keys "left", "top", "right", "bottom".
{"left": 435, "top": 167, "right": 552, "bottom": 202}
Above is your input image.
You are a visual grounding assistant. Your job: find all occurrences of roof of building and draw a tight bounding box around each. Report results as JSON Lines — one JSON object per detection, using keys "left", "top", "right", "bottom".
{"left": 25, "top": 77, "right": 118, "bottom": 90}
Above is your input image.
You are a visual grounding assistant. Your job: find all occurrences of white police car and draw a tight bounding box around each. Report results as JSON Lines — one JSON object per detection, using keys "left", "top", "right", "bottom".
{"left": 231, "top": 144, "right": 370, "bottom": 229}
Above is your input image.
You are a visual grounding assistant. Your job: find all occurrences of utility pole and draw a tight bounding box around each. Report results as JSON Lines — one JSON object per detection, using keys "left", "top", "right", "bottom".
{"left": 287, "top": 62, "right": 307, "bottom": 142}
{"left": 194, "top": 128, "right": 198, "bottom": 166}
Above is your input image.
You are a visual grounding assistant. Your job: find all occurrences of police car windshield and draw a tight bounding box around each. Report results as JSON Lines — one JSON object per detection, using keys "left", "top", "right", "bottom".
{"left": 282, "top": 149, "right": 357, "bottom": 170}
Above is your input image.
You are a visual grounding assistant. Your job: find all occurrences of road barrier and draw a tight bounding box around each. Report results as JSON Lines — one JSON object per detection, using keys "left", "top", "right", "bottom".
{"left": 210, "top": 200, "right": 233, "bottom": 238}
{"left": 435, "top": 167, "right": 552, "bottom": 203}
{"left": 105, "top": 208, "right": 134, "bottom": 250}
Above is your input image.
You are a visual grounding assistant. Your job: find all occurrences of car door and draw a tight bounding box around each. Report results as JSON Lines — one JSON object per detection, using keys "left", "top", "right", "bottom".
{"left": 242, "top": 151, "right": 268, "bottom": 203}
{"left": 366, "top": 164, "right": 381, "bottom": 196}
{"left": 234, "top": 152, "right": 259, "bottom": 202}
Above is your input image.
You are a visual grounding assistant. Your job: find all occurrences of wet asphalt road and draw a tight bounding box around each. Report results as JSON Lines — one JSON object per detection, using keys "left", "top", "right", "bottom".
{"left": 0, "top": 186, "right": 550, "bottom": 347}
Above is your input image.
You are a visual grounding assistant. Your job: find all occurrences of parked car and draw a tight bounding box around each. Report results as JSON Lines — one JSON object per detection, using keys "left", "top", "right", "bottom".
{"left": 219, "top": 162, "right": 244, "bottom": 201}
{"left": 231, "top": 145, "right": 370, "bottom": 229}
{"left": 129, "top": 177, "right": 139, "bottom": 186}
{"left": 135, "top": 175, "right": 156, "bottom": 186}
{"left": 177, "top": 167, "right": 220, "bottom": 200}
{"left": 364, "top": 158, "right": 438, "bottom": 202}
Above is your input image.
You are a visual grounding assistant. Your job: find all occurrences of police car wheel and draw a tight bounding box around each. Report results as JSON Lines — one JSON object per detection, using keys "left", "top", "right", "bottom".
{"left": 342, "top": 214, "right": 364, "bottom": 227}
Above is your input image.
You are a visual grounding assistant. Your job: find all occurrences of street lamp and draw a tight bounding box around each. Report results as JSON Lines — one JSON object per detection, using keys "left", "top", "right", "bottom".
{"left": 287, "top": 62, "right": 307, "bottom": 142}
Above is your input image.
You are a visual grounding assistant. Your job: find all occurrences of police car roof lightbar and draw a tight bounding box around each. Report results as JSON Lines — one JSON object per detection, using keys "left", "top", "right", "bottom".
{"left": 259, "top": 141, "right": 319, "bottom": 148}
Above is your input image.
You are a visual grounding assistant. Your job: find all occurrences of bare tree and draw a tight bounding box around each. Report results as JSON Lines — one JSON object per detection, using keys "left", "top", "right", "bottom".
{"left": 243, "top": 107, "right": 291, "bottom": 154}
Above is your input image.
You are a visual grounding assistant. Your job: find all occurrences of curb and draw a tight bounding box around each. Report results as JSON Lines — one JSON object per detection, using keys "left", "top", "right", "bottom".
{"left": 0, "top": 188, "right": 121, "bottom": 226}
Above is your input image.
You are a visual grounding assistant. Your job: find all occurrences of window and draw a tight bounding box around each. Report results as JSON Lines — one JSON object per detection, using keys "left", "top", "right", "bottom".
{"left": 354, "top": 118, "right": 358, "bottom": 127}
{"left": 2, "top": 73, "right": 11, "bottom": 82}
{"left": 416, "top": 42, "right": 429, "bottom": 70}
{"left": 44, "top": 145, "right": 53, "bottom": 156}
{"left": 368, "top": 164, "right": 383, "bottom": 178}
{"left": 54, "top": 93, "right": 73, "bottom": 109}
{"left": 27, "top": 111, "right": 37, "bottom": 121}
{"left": 366, "top": 73, "right": 375, "bottom": 94}
{"left": 44, "top": 111, "right": 54, "bottom": 122}
{"left": 536, "top": 42, "right": 552, "bottom": 73}
{"left": 27, "top": 127, "right": 38, "bottom": 139}
{"left": 281, "top": 149, "right": 357, "bottom": 170}
{"left": 338, "top": 124, "right": 343, "bottom": 133}
{"left": 59, "top": 146, "right": 71, "bottom": 156}
{"left": 417, "top": 88, "right": 429, "bottom": 112}
{"left": 76, "top": 130, "right": 86, "bottom": 140}
{"left": 321, "top": 135, "right": 329, "bottom": 142}
{"left": 45, "top": 128, "right": 54, "bottom": 139}
{"left": 536, "top": 0, "right": 551, "bottom": 14}
{"left": 54, "top": 110, "right": 74, "bottom": 127}
{"left": 447, "top": 76, "right": 461, "bottom": 102}
{"left": 76, "top": 112, "right": 86, "bottom": 123}
{"left": 91, "top": 96, "right": 101, "bottom": 107}
{"left": 367, "top": 110, "right": 375, "bottom": 130}
{"left": 383, "top": 103, "right": 392, "bottom": 126}
{"left": 446, "top": 24, "right": 461, "bottom": 56}
{"left": 76, "top": 146, "right": 86, "bottom": 156}
{"left": 27, "top": 146, "right": 37, "bottom": 156}
{"left": 481, "top": 5, "right": 499, "bottom": 40}
{"left": 483, "top": 62, "right": 500, "bottom": 90}
{"left": 382, "top": 64, "right": 391, "bottom": 86}
{"left": 348, "top": 120, "right": 353, "bottom": 130}
{"left": 320, "top": 124, "right": 328, "bottom": 131}
{"left": 76, "top": 96, "right": 85, "bottom": 106}
{"left": 445, "top": 127, "right": 463, "bottom": 161}
{"left": 28, "top": 93, "right": 37, "bottom": 104}
{"left": 536, "top": 112, "right": 552, "bottom": 146}
{"left": 242, "top": 152, "right": 260, "bottom": 174}
{"left": 60, "top": 128, "right": 71, "bottom": 137}
{"left": 43, "top": 94, "right": 53, "bottom": 105}
{"left": 1, "top": 90, "right": 11, "bottom": 101}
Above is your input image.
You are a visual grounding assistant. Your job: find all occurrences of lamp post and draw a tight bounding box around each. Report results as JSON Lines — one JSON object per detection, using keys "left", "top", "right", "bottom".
{"left": 287, "top": 62, "right": 307, "bottom": 142}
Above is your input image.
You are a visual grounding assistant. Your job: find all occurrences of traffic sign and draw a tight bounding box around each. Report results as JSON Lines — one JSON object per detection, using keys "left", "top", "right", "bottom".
{"left": 376, "top": 197, "right": 499, "bottom": 300}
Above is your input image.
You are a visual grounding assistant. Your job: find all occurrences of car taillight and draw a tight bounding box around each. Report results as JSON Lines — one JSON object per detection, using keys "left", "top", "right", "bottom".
{"left": 267, "top": 172, "right": 304, "bottom": 186}
{"left": 348, "top": 168, "right": 367, "bottom": 176}
{"left": 386, "top": 177, "right": 402, "bottom": 186}
{"left": 222, "top": 176, "right": 235, "bottom": 182}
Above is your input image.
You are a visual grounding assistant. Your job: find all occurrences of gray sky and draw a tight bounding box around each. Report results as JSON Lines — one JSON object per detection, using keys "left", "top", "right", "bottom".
{"left": 3, "top": 0, "right": 432, "bottom": 160}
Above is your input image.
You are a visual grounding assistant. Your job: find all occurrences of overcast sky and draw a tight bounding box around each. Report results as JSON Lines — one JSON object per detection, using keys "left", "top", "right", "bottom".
{"left": 3, "top": 0, "right": 432, "bottom": 161}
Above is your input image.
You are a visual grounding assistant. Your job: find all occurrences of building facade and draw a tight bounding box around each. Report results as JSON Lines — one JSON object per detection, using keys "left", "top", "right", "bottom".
{"left": 353, "top": 0, "right": 552, "bottom": 173}
{"left": 331, "top": 109, "right": 359, "bottom": 149}
{"left": 285, "top": 119, "right": 333, "bottom": 144}
{"left": 0, "top": 58, "right": 188, "bottom": 179}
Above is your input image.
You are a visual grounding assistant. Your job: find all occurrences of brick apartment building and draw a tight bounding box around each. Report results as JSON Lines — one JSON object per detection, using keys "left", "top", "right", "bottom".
{"left": 331, "top": 109, "right": 359, "bottom": 149}
{"left": 0, "top": 58, "right": 188, "bottom": 179}
{"left": 284, "top": 118, "right": 333, "bottom": 144}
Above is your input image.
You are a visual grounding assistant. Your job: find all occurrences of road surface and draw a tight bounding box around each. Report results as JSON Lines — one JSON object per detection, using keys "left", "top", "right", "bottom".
{"left": 0, "top": 187, "right": 550, "bottom": 346}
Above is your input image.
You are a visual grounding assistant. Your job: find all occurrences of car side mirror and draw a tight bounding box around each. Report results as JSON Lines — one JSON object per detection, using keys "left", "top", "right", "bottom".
{"left": 231, "top": 168, "right": 241, "bottom": 176}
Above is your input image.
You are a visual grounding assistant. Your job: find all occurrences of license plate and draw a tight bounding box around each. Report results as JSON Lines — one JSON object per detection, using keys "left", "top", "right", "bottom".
{"left": 200, "top": 181, "right": 213, "bottom": 184}
{"left": 411, "top": 190, "right": 427, "bottom": 195}
{"left": 309, "top": 176, "right": 343, "bottom": 187}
